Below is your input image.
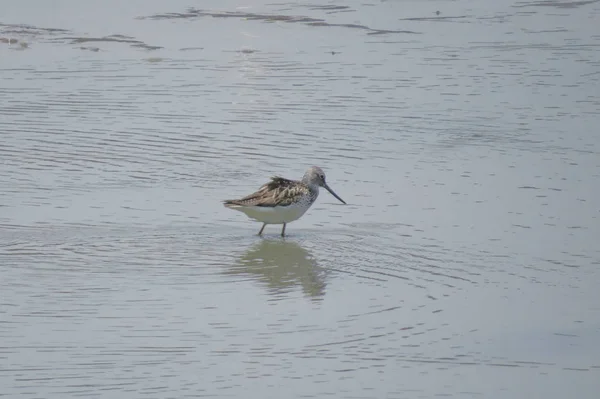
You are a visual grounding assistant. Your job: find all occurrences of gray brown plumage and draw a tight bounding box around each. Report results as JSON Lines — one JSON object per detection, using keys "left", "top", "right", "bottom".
{"left": 223, "top": 177, "right": 315, "bottom": 208}
{"left": 223, "top": 166, "right": 346, "bottom": 237}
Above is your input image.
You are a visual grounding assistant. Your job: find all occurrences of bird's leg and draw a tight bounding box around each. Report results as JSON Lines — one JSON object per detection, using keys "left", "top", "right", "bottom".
{"left": 258, "top": 223, "right": 266, "bottom": 236}
{"left": 281, "top": 223, "right": 286, "bottom": 237}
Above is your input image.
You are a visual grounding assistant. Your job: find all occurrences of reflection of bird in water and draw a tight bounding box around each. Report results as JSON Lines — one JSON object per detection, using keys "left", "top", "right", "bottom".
{"left": 225, "top": 240, "right": 326, "bottom": 299}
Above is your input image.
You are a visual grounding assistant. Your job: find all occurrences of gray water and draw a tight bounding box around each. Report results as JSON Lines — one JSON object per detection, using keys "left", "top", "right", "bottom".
{"left": 1, "top": 0, "right": 599, "bottom": 397}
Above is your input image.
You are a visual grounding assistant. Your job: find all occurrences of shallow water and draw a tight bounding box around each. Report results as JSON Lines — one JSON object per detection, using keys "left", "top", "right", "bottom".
{"left": 1, "top": 0, "right": 599, "bottom": 397}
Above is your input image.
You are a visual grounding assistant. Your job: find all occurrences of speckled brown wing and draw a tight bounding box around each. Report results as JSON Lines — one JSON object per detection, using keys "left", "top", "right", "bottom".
{"left": 224, "top": 177, "right": 311, "bottom": 207}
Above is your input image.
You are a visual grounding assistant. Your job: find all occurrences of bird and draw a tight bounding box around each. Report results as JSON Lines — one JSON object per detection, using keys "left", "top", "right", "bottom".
{"left": 223, "top": 166, "right": 346, "bottom": 237}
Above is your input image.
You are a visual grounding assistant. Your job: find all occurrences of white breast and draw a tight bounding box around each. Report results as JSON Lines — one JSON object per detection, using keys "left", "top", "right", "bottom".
{"left": 230, "top": 196, "right": 316, "bottom": 224}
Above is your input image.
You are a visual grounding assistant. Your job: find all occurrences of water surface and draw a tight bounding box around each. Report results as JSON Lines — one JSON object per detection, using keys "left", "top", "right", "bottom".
{"left": 1, "top": 0, "right": 599, "bottom": 397}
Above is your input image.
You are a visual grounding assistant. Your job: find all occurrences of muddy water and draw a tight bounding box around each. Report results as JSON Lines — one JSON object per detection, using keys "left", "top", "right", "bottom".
{"left": 1, "top": 0, "right": 599, "bottom": 397}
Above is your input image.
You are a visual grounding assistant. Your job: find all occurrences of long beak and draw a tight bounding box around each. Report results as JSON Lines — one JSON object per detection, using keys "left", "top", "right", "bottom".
{"left": 323, "top": 183, "right": 346, "bottom": 204}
